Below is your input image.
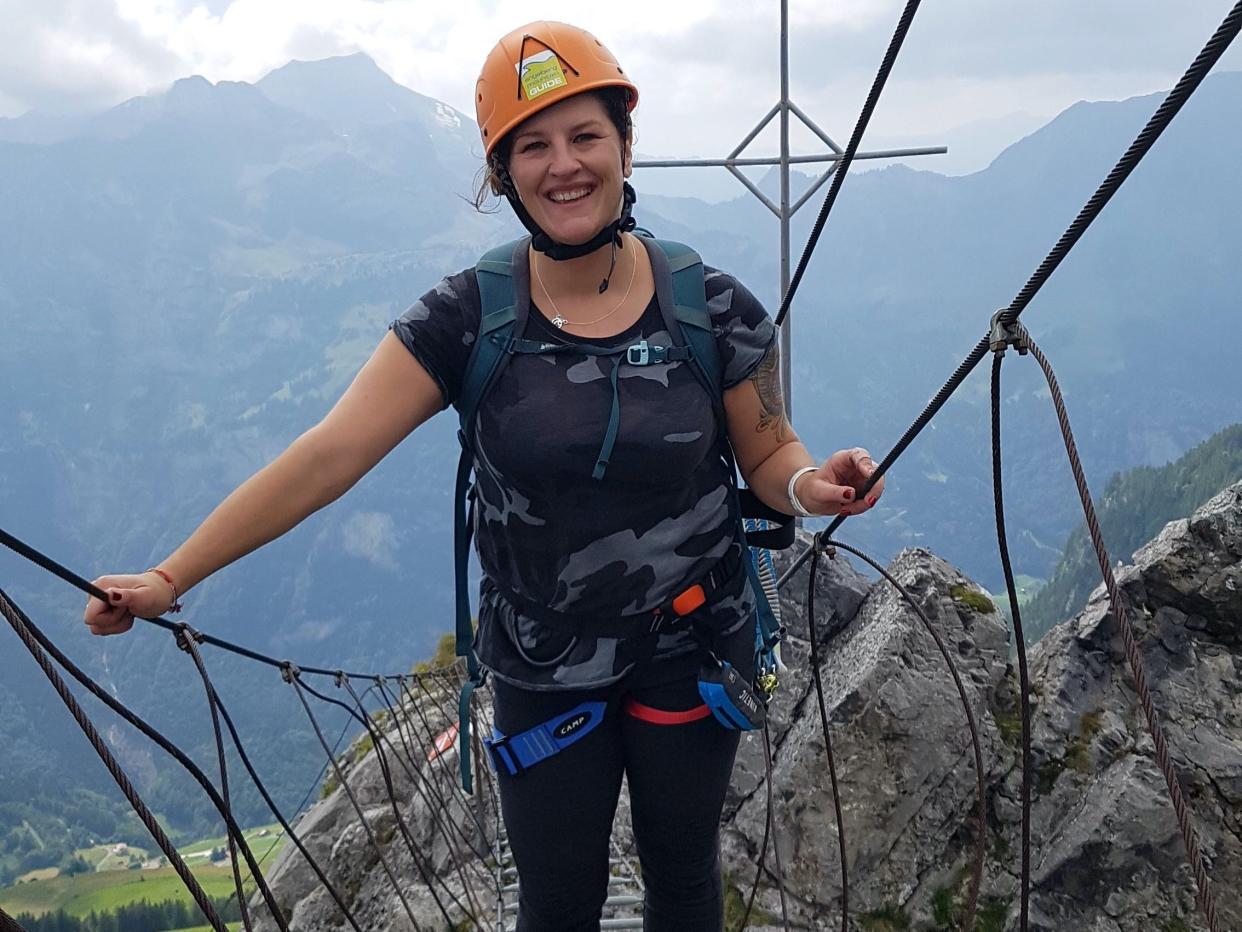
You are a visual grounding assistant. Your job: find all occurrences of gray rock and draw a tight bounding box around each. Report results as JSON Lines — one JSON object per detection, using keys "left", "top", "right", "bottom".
{"left": 256, "top": 482, "right": 1242, "bottom": 932}
{"left": 721, "top": 547, "right": 1011, "bottom": 929}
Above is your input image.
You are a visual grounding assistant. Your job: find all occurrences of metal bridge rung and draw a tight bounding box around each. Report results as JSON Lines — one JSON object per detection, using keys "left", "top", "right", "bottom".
{"left": 603, "top": 895, "right": 642, "bottom": 907}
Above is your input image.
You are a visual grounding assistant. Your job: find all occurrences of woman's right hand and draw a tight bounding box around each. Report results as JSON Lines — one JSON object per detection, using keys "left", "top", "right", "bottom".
{"left": 83, "top": 572, "right": 176, "bottom": 636}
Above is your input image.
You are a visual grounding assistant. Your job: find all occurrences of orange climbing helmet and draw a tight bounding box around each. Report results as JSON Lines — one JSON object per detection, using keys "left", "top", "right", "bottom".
{"left": 475, "top": 21, "right": 639, "bottom": 158}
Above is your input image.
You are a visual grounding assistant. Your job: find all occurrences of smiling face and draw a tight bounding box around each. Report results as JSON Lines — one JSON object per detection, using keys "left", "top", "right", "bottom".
{"left": 505, "top": 92, "right": 632, "bottom": 247}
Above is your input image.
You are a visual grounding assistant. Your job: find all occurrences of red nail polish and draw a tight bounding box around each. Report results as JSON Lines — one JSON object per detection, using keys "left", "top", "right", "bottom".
{"left": 866, "top": 496, "right": 877, "bottom": 507}
{"left": 110, "top": 591, "right": 122, "bottom": 603}
{"left": 842, "top": 489, "right": 854, "bottom": 501}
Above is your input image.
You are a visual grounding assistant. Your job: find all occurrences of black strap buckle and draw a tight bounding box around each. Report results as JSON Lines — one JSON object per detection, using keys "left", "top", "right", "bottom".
{"left": 485, "top": 734, "right": 523, "bottom": 777}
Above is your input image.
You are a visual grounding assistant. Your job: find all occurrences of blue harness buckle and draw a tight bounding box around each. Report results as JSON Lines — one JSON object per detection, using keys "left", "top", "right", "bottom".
{"left": 627, "top": 340, "right": 651, "bottom": 365}
{"left": 484, "top": 700, "right": 608, "bottom": 777}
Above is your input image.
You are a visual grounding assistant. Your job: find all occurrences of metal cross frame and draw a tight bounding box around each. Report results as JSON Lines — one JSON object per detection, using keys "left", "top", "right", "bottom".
{"left": 633, "top": 0, "right": 946, "bottom": 415}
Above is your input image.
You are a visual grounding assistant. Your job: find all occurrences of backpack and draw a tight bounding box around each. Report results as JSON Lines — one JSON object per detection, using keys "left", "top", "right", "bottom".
{"left": 450, "top": 235, "right": 791, "bottom": 791}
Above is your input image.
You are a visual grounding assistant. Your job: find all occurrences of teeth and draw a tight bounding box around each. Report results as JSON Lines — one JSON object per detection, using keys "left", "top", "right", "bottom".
{"left": 550, "top": 188, "right": 591, "bottom": 202}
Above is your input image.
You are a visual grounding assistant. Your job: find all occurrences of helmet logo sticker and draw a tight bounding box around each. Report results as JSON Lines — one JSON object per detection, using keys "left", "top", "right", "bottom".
{"left": 517, "top": 49, "right": 568, "bottom": 100}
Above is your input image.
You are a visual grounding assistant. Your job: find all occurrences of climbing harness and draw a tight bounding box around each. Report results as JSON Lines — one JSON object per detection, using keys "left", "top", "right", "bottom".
{"left": 452, "top": 234, "right": 791, "bottom": 789}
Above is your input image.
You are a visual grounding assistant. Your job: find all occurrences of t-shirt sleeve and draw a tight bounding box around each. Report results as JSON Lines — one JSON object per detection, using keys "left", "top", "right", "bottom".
{"left": 704, "top": 267, "right": 778, "bottom": 388}
{"left": 388, "top": 269, "right": 481, "bottom": 409}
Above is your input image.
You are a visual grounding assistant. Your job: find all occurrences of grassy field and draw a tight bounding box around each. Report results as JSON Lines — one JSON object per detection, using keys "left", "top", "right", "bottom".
{"left": 0, "top": 863, "right": 239, "bottom": 918}
{"left": 0, "top": 823, "right": 288, "bottom": 921}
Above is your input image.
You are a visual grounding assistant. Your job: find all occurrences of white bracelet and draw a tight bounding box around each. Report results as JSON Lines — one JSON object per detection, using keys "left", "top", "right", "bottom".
{"left": 787, "top": 466, "right": 819, "bottom": 518}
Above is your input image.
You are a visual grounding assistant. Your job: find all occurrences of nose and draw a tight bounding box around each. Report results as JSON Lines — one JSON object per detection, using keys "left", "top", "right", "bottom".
{"left": 547, "top": 137, "right": 582, "bottom": 176}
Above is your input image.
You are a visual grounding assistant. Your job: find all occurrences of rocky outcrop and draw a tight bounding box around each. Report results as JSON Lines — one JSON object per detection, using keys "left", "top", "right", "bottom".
{"left": 722, "top": 540, "right": 1012, "bottom": 930}
{"left": 1009, "top": 482, "right": 1241, "bottom": 932}
{"left": 254, "top": 483, "right": 1242, "bottom": 932}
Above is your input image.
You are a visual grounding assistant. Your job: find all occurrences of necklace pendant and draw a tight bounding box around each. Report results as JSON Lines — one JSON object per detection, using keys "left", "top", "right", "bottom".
{"left": 552, "top": 315, "right": 567, "bottom": 329}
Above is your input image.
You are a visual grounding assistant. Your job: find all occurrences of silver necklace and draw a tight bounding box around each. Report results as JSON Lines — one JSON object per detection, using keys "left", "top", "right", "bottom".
{"left": 535, "top": 243, "right": 638, "bottom": 330}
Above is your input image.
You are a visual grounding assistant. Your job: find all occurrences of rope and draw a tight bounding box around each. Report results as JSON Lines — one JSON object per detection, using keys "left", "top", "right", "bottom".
{"left": 775, "top": 0, "right": 925, "bottom": 327}
{"left": 989, "top": 351, "right": 1033, "bottom": 931}
{"left": 804, "top": 546, "right": 850, "bottom": 930}
{"left": 0, "top": 590, "right": 229, "bottom": 932}
{"left": 1018, "top": 329, "right": 1220, "bottom": 932}
{"left": 818, "top": 540, "right": 988, "bottom": 931}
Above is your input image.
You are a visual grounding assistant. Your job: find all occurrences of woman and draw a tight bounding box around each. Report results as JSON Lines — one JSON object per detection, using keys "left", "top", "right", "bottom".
{"left": 84, "top": 21, "right": 884, "bottom": 932}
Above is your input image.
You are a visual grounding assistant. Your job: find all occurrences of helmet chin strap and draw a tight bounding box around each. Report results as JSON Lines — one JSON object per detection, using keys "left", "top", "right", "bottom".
{"left": 500, "top": 173, "right": 638, "bottom": 292}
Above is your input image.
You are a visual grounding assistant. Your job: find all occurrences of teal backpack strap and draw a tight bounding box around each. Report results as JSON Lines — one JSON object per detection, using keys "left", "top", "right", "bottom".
{"left": 645, "top": 236, "right": 786, "bottom": 687}
{"left": 452, "top": 237, "right": 527, "bottom": 792}
{"left": 645, "top": 237, "right": 722, "bottom": 410}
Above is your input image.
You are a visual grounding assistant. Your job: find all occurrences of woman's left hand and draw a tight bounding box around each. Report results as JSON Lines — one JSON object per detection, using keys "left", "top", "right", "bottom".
{"left": 794, "top": 448, "right": 885, "bottom": 517}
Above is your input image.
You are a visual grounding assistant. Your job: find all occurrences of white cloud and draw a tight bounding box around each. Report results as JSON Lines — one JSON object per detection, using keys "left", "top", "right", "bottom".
{"left": 341, "top": 510, "right": 399, "bottom": 571}
{"left": 3, "top": 0, "right": 1239, "bottom": 174}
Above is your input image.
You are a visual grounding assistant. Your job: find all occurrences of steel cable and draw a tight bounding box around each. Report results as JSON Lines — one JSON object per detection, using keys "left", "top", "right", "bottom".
{"left": 989, "top": 351, "right": 1033, "bottom": 931}
{"left": 335, "top": 676, "right": 486, "bottom": 925}
{"left": 0, "top": 589, "right": 290, "bottom": 930}
{"left": 0, "top": 590, "right": 229, "bottom": 932}
{"left": 777, "top": 0, "right": 1242, "bottom": 591}
{"left": 174, "top": 623, "right": 254, "bottom": 932}
{"left": 374, "top": 674, "right": 490, "bottom": 869}
{"left": 212, "top": 684, "right": 366, "bottom": 932}
{"left": 284, "top": 667, "right": 426, "bottom": 932}
{"left": 735, "top": 729, "right": 774, "bottom": 932}
{"left": 1017, "top": 329, "right": 1220, "bottom": 932}
{"left": 804, "top": 546, "right": 850, "bottom": 930}
{"left": 0, "top": 907, "right": 28, "bottom": 932}
{"left": 1000, "top": 1, "right": 1242, "bottom": 326}
{"left": 818, "top": 539, "right": 987, "bottom": 930}
{"left": 297, "top": 677, "right": 469, "bottom": 929}
{"left": 0, "top": 525, "right": 410, "bottom": 681}
{"left": 390, "top": 674, "right": 495, "bottom": 860}
{"left": 368, "top": 678, "right": 494, "bottom": 899}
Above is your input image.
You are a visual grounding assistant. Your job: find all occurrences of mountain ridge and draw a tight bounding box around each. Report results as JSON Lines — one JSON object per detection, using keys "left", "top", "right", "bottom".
{"left": 1, "top": 55, "right": 1239, "bottom": 858}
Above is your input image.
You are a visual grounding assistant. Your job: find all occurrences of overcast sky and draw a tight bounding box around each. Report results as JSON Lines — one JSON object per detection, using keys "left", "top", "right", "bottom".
{"left": 4, "top": 0, "right": 1240, "bottom": 174}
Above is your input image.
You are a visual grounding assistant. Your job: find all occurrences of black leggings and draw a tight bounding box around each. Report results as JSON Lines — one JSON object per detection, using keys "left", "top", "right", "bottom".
{"left": 491, "top": 634, "right": 750, "bottom": 932}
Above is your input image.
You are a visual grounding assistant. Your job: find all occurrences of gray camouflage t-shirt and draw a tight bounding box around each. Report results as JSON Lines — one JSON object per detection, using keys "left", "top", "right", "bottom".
{"left": 391, "top": 253, "right": 776, "bottom": 689}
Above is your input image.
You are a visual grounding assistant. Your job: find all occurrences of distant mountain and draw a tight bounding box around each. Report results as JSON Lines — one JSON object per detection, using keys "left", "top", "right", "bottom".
{"left": 1, "top": 58, "right": 1240, "bottom": 852}
{"left": 1021, "top": 423, "right": 1242, "bottom": 643}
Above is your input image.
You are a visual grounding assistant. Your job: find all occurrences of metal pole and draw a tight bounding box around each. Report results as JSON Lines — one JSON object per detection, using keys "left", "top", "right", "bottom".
{"left": 779, "top": 0, "right": 793, "bottom": 417}
{"left": 631, "top": 9, "right": 946, "bottom": 419}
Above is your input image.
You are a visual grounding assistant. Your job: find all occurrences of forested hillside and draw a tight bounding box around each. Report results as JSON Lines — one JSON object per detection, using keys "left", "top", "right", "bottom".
{"left": 1023, "top": 423, "right": 1242, "bottom": 641}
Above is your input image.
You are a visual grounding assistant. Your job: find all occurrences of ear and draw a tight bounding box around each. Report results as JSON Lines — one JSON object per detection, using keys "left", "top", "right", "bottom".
{"left": 622, "top": 136, "right": 633, "bottom": 178}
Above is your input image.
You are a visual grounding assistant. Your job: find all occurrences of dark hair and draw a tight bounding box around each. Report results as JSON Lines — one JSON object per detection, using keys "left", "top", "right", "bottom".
{"left": 472, "top": 87, "right": 634, "bottom": 211}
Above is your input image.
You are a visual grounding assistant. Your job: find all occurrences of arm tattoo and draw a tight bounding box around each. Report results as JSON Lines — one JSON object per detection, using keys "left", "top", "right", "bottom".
{"left": 751, "top": 343, "right": 789, "bottom": 441}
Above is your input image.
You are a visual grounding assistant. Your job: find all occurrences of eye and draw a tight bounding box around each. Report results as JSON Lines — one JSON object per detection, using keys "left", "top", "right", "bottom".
{"left": 574, "top": 133, "right": 599, "bottom": 143}
{"left": 518, "top": 140, "right": 546, "bottom": 153}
